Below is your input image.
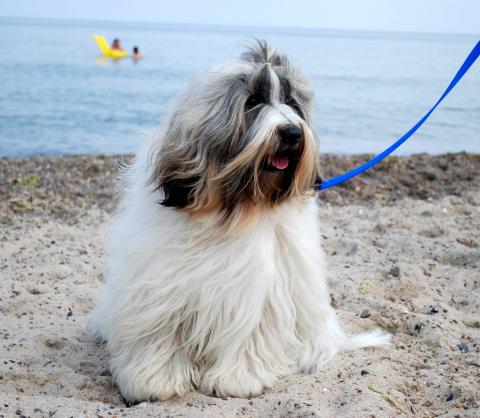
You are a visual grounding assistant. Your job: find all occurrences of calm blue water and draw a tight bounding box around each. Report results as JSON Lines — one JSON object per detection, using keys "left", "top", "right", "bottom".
{"left": 0, "top": 17, "right": 479, "bottom": 157}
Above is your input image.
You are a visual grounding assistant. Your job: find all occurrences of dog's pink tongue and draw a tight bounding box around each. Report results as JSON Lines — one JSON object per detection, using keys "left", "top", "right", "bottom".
{"left": 271, "top": 155, "right": 289, "bottom": 170}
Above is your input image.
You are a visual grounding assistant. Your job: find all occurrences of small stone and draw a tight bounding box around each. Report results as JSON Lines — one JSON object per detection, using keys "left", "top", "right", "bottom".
{"left": 422, "top": 170, "right": 437, "bottom": 181}
{"left": 360, "top": 370, "right": 369, "bottom": 376}
{"left": 27, "top": 287, "right": 43, "bottom": 295}
{"left": 414, "top": 323, "right": 424, "bottom": 333}
{"left": 457, "top": 343, "right": 470, "bottom": 353}
{"left": 360, "top": 309, "right": 371, "bottom": 318}
{"left": 456, "top": 237, "right": 478, "bottom": 248}
{"left": 446, "top": 393, "right": 454, "bottom": 402}
{"left": 45, "top": 339, "right": 64, "bottom": 349}
{"left": 390, "top": 265, "right": 400, "bottom": 278}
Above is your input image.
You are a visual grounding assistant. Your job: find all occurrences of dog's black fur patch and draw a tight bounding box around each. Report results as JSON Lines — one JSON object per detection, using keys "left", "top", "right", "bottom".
{"left": 161, "top": 177, "right": 197, "bottom": 208}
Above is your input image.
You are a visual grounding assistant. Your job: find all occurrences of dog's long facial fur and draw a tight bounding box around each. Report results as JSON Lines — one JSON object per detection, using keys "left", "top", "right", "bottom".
{"left": 150, "top": 41, "right": 320, "bottom": 225}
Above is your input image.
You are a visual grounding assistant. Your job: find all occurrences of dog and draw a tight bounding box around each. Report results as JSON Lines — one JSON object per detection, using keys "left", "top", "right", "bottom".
{"left": 88, "top": 41, "right": 390, "bottom": 403}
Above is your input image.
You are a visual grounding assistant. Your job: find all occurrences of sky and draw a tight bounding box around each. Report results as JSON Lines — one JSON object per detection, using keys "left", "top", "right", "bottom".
{"left": 0, "top": 0, "right": 478, "bottom": 35}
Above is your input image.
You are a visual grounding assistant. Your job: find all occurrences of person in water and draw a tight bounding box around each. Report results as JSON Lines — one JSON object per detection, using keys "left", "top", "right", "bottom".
{"left": 111, "top": 38, "right": 125, "bottom": 51}
{"left": 132, "top": 46, "right": 143, "bottom": 60}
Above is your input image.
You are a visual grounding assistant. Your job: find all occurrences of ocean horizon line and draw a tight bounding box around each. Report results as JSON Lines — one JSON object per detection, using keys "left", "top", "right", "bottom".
{"left": 0, "top": 15, "right": 478, "bottom": 39}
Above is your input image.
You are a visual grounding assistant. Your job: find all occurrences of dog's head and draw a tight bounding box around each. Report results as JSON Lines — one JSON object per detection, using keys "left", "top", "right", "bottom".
{"left": 150, "top": 40, "right": 320, "bottom": 223}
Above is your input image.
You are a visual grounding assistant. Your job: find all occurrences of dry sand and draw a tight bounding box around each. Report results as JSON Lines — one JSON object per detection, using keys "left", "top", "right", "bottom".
{"left": 0, "top": 154, "right": 479, "bottom": 417}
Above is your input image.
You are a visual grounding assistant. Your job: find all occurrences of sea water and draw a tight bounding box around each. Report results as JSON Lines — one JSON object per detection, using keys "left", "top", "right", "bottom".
{"left": 0, "top": 17, "right": 478, "bottom": 157}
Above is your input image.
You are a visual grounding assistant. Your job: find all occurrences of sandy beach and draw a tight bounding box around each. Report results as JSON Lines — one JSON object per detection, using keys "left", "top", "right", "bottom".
{"left": 0, "top": 153, "right": 479, "bottom": 417}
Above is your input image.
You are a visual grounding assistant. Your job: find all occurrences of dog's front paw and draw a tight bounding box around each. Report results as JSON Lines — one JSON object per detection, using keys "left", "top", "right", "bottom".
{"left": 113, "top": 353, "right": 196, "bottom": 402}
{"left": 200, "top": 369, "right": 267, "bottom": 399}
{"left": 118, "top": 374, "right": 182, "bottom": 403}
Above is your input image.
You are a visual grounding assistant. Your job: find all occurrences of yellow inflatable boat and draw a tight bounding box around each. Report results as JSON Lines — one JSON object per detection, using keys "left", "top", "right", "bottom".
{"left": 93, "top": 34, "right": 127, "bottom": 59}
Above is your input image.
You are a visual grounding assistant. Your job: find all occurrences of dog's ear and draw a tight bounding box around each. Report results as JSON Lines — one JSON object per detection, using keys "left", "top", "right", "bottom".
{"left": 160, "top": 177, "right": 198, "bottom": 208}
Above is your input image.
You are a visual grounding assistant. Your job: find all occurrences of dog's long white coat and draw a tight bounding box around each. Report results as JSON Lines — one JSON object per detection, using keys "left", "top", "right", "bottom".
{"left": 89, "top": 146, "right": 390, "bottom": 402}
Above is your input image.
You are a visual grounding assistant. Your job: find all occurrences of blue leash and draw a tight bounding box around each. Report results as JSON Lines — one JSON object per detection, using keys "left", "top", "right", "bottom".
{"left": 317, "top": 40, "right": 480, "bottom": 191}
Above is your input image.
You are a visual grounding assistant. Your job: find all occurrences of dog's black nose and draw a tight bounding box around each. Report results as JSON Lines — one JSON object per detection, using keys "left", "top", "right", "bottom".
{"left": 279, "top": 125, "right": 302, "bottom": 144}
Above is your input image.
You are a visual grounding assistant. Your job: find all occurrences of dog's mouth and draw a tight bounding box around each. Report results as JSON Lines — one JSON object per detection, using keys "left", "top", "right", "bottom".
{"left": 264, "top": 150, "right": 299, "bottom": 172}
{"left": 268, "top": 153, "right": 290, "bottom": 170}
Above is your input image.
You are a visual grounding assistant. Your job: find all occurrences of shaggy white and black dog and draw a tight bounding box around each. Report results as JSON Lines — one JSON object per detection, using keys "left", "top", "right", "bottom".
{"left": 88, "top": 41, "right": 390, "bottom": 403}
